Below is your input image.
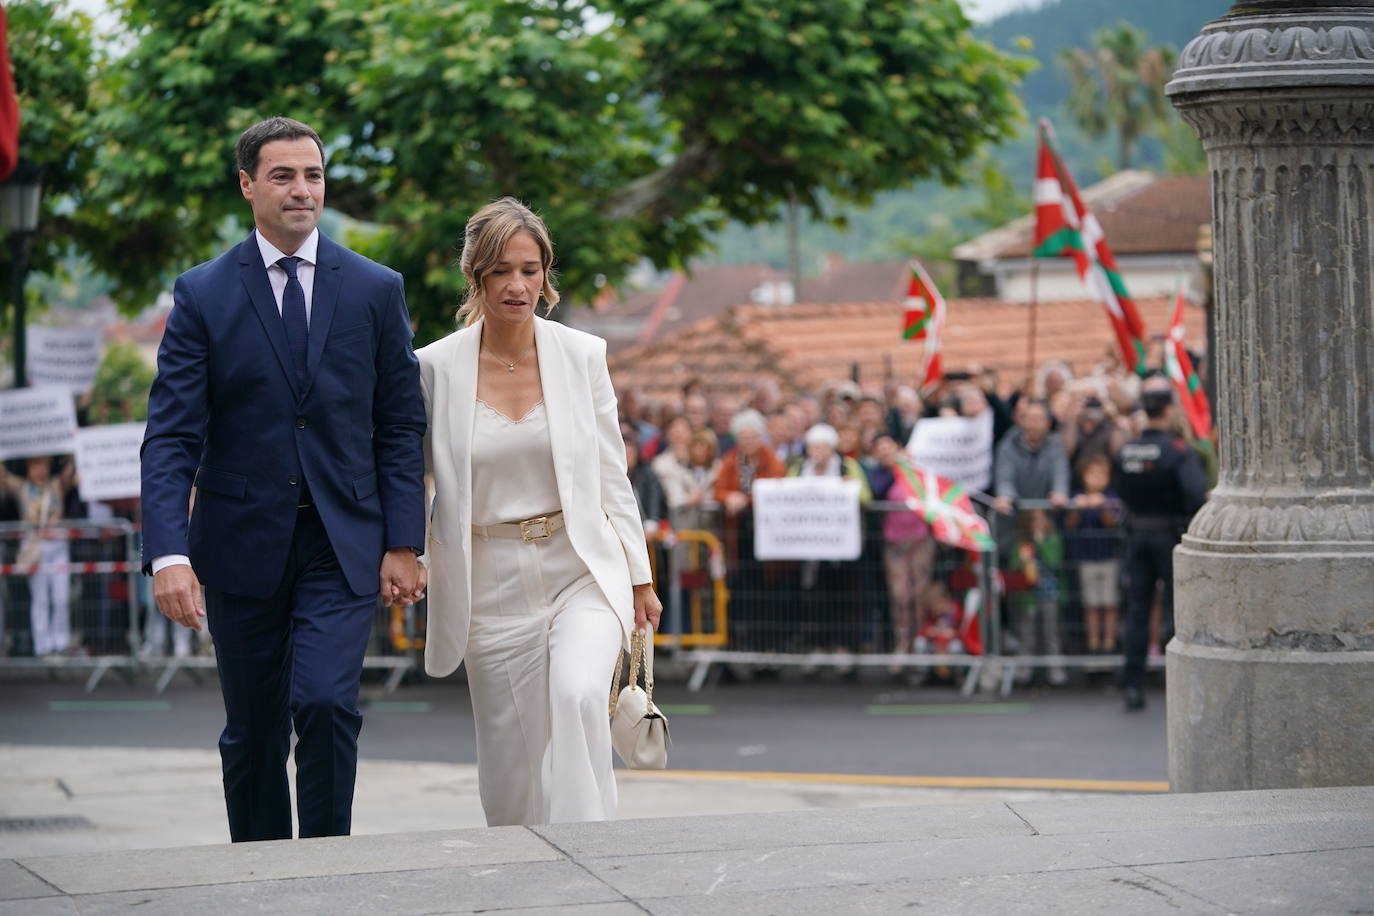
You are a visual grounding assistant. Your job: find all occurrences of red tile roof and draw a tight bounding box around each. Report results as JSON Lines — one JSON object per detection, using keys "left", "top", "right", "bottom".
{"left": 961, "top": 174, "right": 1212, "bottom": 261}
{"left": 609, "top": 295, "right": 1205, "bottom": 402}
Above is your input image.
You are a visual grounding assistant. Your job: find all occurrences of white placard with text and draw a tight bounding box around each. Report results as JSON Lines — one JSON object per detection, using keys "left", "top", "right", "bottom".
{"left": 906, "top": 410, "right": 994, "bottom": 492}
{"left": 0, "top": 386, "right": 79, "bottom": 460}
{"left": 75, "top": 422, "right": 146, "bottom": 501}
{"left": 752, "top": 476, "right": 863, "bottom": 561}
{"left": 27, "top": 325, "right": 105, "bottom": 394}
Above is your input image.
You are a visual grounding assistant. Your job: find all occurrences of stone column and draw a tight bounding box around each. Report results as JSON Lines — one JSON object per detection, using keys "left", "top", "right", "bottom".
{"left": 1165, "top": 1, "right": 1374, "bottom": 792}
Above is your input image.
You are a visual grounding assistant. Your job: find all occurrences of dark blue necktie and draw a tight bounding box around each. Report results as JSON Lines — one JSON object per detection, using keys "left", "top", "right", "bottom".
{"left": 278, "top": 256, "right": 308, "bottom": 386}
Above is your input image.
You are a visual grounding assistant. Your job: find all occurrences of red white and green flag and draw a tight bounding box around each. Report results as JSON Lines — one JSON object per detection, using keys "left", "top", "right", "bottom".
{"left": 1032, "top": 118, "right": 1148, "bottom": 374}
{"left": 901, "top": 259, "right": 946, "bottom": 389}
{"left": 891, "top": 460, "right": 995, "bottom": 553}
{"left": 1164, "top": 276, "right": 1212, "bottom": 440}
{"left": 0, "top": 8, "right": 19, "bottom": 183}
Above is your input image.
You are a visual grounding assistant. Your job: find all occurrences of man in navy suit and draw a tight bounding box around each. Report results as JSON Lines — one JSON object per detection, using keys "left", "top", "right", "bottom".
{"left": 141, "top": 117, "right": 427, "bottom": 842}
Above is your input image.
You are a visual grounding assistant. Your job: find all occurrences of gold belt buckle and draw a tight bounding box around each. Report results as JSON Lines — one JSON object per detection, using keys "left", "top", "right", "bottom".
{"left": 519, "top": 516, "right": 552, "bottom": 542}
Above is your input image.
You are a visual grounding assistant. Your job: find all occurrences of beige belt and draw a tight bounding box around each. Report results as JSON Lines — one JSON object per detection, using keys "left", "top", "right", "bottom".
{"left": 472, "top": 511, "right": 565, "bottom": 542}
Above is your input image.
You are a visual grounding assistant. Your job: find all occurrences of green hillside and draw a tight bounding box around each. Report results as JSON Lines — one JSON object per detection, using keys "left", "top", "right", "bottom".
{"left": 981, "top": 0, "right": 1232, "bottom": 110}
{"left": 700, "top": 0, "right": 1231, "bottom": 277}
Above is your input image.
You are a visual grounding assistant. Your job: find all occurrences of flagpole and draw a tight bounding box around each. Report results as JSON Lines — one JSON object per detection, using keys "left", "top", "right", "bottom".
{"left": 1026, "top": 259, "right": 1040, "bottom": 387}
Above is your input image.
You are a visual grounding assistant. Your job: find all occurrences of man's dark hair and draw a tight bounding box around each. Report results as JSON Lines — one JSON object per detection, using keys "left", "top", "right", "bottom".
{"left": 235, "top": 117, "right": 325, "bottom": 179}
{"left": 1142, "top": 388, "right": 1174, "bottom": 420}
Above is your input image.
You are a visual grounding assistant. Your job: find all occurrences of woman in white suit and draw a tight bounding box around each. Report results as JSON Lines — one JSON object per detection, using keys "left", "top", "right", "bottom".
{"left": 417, "top": 198, "right": 662, "bottom": 827}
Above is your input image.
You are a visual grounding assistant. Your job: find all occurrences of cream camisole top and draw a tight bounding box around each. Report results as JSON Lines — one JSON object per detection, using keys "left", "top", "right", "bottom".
{"left": 470, "top": 399, "right": 562, "bottom": 526}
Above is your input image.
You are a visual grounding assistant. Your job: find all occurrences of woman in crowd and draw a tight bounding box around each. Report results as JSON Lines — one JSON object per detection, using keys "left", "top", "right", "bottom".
{"left": 786, "top": 424, "right": 872, "bottom": 656}
{"left": 654, "top": 426, "right": 720, "bottom": 532}
{"left": 714, "top": 409, "right": 785, "bottom": 651}
{"left": 417, "top": 197, "right": 661, "bottom": 827}
{"left": 867, "top": 434, "right": 936, "bottom": 658}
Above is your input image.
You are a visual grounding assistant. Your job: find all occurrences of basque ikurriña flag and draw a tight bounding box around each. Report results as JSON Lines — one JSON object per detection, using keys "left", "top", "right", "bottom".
{"left": 901, "top": 260, "right": 946, "bottom": 390}
{"left": 891, "top": 460, "right": 994, "bottom": 553}
{"left": 1032, "top": 118, "right": 1149, "bottom": 375}
{"left": 0, "top": 8, "right": 19, "bottom": 182}
{"left": 1164, "top": 276, "right": 1212, "bottom": 440}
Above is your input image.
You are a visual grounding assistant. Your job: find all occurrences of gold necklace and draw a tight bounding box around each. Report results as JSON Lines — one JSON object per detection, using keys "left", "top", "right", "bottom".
{"left": 482, "top": 342, "right": 535, "bottom": 373}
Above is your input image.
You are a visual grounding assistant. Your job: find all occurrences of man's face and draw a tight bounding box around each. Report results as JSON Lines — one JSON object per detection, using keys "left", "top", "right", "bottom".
{"left": 873, "top": 437, "right": 898, "bottom": 465}
{"left": 240, "top": 137, "right": 324, "bottom": 252}
{"left": 685, "top": 395, "right": 709, "bottom": 430}
{"left": 1020, "top": 404, "right": 1050, "bottom": 442}
{"left": 711, "top": 397, "right": 738, "bottom": 432}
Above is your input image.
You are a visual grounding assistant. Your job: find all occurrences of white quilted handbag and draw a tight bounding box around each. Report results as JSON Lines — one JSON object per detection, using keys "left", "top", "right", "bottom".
{"left": 609, "top": 626, "right": 670, "bottom": 769}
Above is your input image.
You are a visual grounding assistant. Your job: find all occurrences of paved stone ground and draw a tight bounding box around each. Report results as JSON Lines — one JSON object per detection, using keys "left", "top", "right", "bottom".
{"left": 0, "top": 745, "right": 1101, "bottom": 858}
{"left": 3, "top": 785, "right": 1371, "bottom": 914}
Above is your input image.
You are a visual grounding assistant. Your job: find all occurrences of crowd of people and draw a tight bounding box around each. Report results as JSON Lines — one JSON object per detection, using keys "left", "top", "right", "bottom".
{"left": 0, "top": 398, "right": 206, "bottom": 661}
{"left": 3, "top": 345, "right": 1211, "bottom": 693}
{"left": 615, "top": 345, "right": 1214, "bottom": 685}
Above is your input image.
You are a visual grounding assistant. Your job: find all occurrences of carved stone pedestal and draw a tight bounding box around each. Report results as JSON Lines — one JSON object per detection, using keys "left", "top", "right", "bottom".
{"left": 1166, "top": 1, "right": 1374, "bottom": 791}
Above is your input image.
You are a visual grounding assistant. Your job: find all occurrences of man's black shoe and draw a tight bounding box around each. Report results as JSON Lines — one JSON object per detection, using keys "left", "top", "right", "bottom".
{"left": 1124, "top": 686, "right": 1146, "bottom": 712}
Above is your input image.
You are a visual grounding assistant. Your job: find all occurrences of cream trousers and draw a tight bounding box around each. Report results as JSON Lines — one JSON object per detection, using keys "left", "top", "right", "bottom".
{"left": 465, "top": 524, "right": 622, "bottom": 827}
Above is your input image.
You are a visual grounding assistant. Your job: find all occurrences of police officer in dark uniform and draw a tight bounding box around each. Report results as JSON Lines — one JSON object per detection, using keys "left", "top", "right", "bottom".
{"left": 1115, "top": 378, "right": 1208, "bottom": 711}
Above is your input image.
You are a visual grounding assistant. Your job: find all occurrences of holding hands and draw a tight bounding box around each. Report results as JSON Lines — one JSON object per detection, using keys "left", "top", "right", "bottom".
{"left": 381, "top": 548, "right": 426, "bottom": 606}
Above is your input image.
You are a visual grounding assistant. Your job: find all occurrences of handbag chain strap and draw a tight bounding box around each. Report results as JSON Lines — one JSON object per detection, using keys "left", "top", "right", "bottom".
{"left": 608, "top": 628, "right": 650, "bottom": 716}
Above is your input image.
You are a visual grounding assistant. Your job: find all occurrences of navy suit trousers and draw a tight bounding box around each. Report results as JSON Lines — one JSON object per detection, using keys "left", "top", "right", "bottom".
{"left": 205, "top": 505, "right": 375, "bottom": 842}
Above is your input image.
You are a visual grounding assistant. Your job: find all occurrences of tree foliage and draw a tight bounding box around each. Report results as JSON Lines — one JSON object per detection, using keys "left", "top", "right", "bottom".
{"left": 3, "top": 1, "right": 97, "bottom": 280}
{"left": 21, "top": 0, "right": 1030, "bottom": 342}
{"left": 89, "top": 339, "right": 156, "bottom": 423}
{"left": 1060, "top": 23, "right": 1175, "bottom": 171}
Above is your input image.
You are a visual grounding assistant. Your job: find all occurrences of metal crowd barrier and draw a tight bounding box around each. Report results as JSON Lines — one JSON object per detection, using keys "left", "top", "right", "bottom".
{"left": 656, "top": 500, "right": 1000, "bottom": 695}
{"left": 0, "top": 519, "right": 141, "bottom": 690}
{"left": 651, "top": 496, "right": 1164, "bottom": 696}
{"left": 0, "top": 519, "right": 418, "bottom": 693}
{"left": 990, "top": 498, "right": 1167, "bottom": 691}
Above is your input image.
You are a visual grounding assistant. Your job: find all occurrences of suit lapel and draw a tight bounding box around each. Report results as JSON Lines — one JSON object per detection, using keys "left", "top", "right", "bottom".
{"left": 534, "top": 317, "right": 577, "bottom": 512}
{"left": 302, "top": 234, "right": 343, "bottom": 400}
{"left": 239, "top": 233, "right": 301, "bottom": 403}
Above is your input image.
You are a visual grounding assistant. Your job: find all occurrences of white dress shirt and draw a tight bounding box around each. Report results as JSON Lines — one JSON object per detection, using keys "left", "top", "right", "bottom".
{"left": 151, "top": 228, "right": 321, "bottom": 576}
{"left": 256, "top": 228, "right": 319, "bottom": 324}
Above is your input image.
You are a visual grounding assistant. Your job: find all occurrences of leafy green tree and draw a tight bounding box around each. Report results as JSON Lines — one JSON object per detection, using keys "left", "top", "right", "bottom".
{"left": 88, "top": 339, "right": 156, "bottom": 423}
{"left": 1061, "top": 23, "right": 1175, "bottom": 171}
{"left": 53, "top": 0, "right": 1028, "bottom": 342}
{"left": 1162, "top": 116, "right": 1207, "bottom": 176}
{"left": 2, "top": 1, "right": 97, "bottom": 281}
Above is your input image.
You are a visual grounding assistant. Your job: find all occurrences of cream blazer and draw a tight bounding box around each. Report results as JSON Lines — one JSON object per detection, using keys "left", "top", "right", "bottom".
{"left": 417, "top": 316, "right": 653, "bottom": 678}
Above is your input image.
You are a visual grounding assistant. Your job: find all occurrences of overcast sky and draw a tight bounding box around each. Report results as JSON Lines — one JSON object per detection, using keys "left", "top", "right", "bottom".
{"left": 964, "top": 0, "right": 1044, "bottom": 21}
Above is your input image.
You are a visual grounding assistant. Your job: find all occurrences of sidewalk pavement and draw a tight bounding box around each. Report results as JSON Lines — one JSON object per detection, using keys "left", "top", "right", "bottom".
{"left": 4, "top": 779, "right": 1371, "bottom": 914}
{"left": 0, "top": 745, "right": 1103, "bottom": 858}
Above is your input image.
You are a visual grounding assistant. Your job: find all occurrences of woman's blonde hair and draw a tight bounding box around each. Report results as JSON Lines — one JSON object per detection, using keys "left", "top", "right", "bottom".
{"left": 456, "top": 197, "right": 560, "bottom": 326}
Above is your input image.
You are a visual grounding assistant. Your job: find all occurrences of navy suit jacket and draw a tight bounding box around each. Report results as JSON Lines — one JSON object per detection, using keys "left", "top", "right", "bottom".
{"left": 140, "top": 231, "right": 426, "bottom": 599}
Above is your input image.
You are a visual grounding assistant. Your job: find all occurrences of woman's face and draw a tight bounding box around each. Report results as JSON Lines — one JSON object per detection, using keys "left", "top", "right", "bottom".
{"left": 807, "top": 442, "right": 835, "bottom": 467}
{"left": 666, "top": 417, "right": 692, "bottom": 451}
{"left": 688, "top": 439, "right": 713, "bottom": 467}
{"left": 480, "top": 230, "right": 545, "bottom": 329}
{"left": 736, "top": 426, "right": 763, "bottom": 456}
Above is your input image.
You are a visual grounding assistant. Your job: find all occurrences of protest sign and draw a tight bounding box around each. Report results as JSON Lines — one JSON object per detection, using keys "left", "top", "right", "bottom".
{"left": 74, "top": 422, "right": 146, "bottom": 501}
{"left": 0, "top": 386, "right": 78, "bottom": 460}
{"left": 27, "top": 325, "right": 105, "bottom": 394}
{"left": 906, "top": 410, "right": 994, "bottom": 492}
{"left": 753, "top": 476, "right": 862, "bottom": 561}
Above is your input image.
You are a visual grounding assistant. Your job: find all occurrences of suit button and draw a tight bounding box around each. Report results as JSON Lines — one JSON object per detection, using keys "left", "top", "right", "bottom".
{"left": 288, "top": 476, "right": 299, "bottom": 486}
{"left": 296, "top": 417, "right": 307, "bottom": 429}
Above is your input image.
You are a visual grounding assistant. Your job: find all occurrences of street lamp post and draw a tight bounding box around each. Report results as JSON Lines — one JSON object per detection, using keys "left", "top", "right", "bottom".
{"left": 1, "top": 159, "right": 43, "bottom": 388}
